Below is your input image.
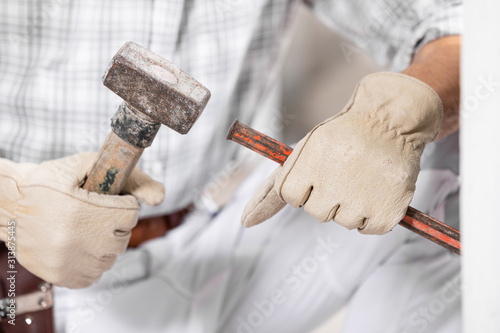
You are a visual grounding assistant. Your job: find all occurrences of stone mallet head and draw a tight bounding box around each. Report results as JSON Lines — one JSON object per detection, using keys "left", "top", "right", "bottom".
{"left": 82, "top": 41, "right": 211, "bottom": 195}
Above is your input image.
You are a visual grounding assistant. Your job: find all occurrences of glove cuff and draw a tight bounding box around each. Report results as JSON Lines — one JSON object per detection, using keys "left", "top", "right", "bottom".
{"left": 349, "top": 72, "right": 444, "bottom": 145}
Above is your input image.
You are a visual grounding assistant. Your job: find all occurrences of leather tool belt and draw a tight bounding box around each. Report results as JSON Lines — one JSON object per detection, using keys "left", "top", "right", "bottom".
{"left": 129, "top": 203, "right": 194, "bottom": 248}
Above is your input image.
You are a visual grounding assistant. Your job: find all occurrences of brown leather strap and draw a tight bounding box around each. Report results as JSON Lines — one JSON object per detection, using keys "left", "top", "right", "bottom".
{"left": 128, "top": 204, "right": 194, "bottom": 248}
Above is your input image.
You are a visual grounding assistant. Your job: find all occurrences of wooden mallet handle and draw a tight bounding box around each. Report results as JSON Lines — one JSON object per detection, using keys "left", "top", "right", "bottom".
{"left": 82, "top": 103, "right": 158, "bottom": 195}
{"left": 227, "top": 120, "right": 461, "bottom": 255}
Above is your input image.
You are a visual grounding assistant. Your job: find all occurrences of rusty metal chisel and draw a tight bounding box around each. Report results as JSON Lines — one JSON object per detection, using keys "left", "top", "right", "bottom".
{"left": 227, "top": 120, "right": 461, "bottom": 255}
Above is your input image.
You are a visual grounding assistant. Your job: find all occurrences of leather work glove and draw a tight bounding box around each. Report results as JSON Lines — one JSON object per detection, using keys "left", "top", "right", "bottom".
{"left": 0, "top": 152, "right": 164, "bottom": 288}
{"left": 242, "top": 72, "right": 443, "bottom": 235}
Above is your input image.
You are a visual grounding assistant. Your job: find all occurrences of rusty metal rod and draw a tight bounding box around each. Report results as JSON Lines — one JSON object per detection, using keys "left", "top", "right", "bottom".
{"left": 227, "top": 119, "right": 461, "bottom": 255}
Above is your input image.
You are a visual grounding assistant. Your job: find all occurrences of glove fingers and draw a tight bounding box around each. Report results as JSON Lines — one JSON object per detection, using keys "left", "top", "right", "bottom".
{"left": 25, "top": 152, "right": 98, "bottom": 188}
{"left": 59, "top": 152, "right": 97, "bottom": 184}
{"left": 242, "top": 167, "right": 286, "bottom": 228}
{"left": 104, "top": 233, "right": 132, "bottom": 255}
{"left": 65, "top": 256, "right": 117, "bottom": 289}
{"left": 122, "top": 167, "right": 165, "bottom": 206}
{"left": 56, "top": 152, "right": 165, "bottom": 206}
{"left": 330, "top": 205, "right": 369, "bottom": 231}
{"left": 359, "top": 214, "right": 397, "bottom": 235}
{"left": 277, "top": 167, "right": 314, "bottom": 208}
{"left": 96, "top": 255, "right": 118, "bottom": 274}
{"left": 303, "top": 188, "right": 340, "bottom": 223}
{"left": 359, "top": 192, "right": 413, "bottom": 235}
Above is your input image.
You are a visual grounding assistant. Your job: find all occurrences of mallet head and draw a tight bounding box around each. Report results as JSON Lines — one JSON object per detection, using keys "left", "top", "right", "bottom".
{"left": 103, "top": 41, "right": 211, "bottom": 134}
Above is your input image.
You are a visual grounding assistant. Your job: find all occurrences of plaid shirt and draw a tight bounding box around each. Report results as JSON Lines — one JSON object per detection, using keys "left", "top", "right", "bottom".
{"left": 0, "top": 0, "right": 462, "bottom": 216}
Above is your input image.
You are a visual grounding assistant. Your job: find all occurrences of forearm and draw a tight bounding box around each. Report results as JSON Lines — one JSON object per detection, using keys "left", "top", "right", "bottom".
{"left": 402, "top": 35, "right": 461, "bottom": 140}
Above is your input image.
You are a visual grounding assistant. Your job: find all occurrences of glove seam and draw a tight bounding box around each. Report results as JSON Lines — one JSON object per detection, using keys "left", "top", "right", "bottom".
{"left": 18, "top": 184, "right": 140, "bottom": 211}
{"left": 364, "top": 112, "right": 423, "bottom": 149}
{"left": 0, "top": 174, "right": 21, "bottom": 222}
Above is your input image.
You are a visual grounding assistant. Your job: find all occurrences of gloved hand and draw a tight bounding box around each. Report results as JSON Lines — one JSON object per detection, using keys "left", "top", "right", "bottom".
{"left": 0, "top": 152, "right": 164, "bottom": 288}
{"left": 242, "top": 72, "right": 443, "bottom": 235}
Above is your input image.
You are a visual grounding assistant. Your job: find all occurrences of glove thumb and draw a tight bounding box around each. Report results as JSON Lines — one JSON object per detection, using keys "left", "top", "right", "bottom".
{"left": 242, "top": 167, "right": 286, "bottom": 227}
{"left": 122, "top": 167, "right": 165, "bottom": 206}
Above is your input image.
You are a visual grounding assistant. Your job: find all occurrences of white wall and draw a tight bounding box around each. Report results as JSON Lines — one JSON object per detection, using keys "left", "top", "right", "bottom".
{"left": 462, "top": 0, "right": 500, "bottom": 331}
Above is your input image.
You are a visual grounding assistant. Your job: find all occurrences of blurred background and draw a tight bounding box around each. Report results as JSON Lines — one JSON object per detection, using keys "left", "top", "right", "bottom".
{"left": 280, "top": 3, "right": 379, "bottom": 144}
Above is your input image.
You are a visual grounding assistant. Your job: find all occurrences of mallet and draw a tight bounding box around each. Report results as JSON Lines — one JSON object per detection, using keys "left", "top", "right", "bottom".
{"left": 227, "top": 120, "right": 461, "bottom": 255}
{"left": 82, "top": 42, "right": 211, "bottom": 195}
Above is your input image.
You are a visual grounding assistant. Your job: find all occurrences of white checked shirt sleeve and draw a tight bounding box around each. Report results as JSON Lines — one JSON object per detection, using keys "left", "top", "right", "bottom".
{"left": 313, "top": 0, "right": 463, "bottom": 71}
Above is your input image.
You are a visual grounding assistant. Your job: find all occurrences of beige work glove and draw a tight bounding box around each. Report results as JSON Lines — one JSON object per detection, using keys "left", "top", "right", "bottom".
{"left": 0, "top": 152, "right": 164, "bottom": 288}
{"left": 242, "top": 72, "right": 443, "bottom": 235}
